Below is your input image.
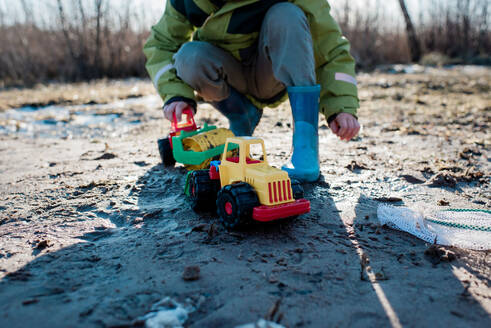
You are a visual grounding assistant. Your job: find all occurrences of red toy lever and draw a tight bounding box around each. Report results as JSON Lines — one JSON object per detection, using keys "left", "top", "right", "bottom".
{"left": 171, "top": 107, "right": 198, "bottom": 134}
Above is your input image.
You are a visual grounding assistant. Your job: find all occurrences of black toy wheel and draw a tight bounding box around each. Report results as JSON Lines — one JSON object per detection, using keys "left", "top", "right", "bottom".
{"left": 189, "top": 170, "right": 220, "bottom": 211}
{"left": 217, "top": 182, "right": 259, "bottom": 229}
{"left": 157, "top": 138, "right": 176, "bottom": 167}
{"left": 290, "top": 179, "right": 304, "bottom": 200}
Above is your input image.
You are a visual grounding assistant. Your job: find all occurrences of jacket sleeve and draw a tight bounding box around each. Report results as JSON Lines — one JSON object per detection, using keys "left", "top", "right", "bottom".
{"left": 294, "top": 0, "right": 359, "bottom": 120}
{"left": 143, "top": 0, "right": 196, "bottom": 106}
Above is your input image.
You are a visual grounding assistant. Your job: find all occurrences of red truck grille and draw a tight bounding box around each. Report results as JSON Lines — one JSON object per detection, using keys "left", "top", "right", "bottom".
{"left": 268, "top": 180, "right": 292, "bottom": 204}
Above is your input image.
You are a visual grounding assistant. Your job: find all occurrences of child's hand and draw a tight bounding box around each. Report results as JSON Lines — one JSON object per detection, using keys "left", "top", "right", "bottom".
{"left": 163, "top": 101, "right": 189, "bottom": 122}
{"left": 328, "top": 113, "right": 360, "bottom": 141}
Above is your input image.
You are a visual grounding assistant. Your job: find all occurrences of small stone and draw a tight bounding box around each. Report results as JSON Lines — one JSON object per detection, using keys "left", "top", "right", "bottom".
{"left": 437, "top": 199, "right": 450, "bottom": 206}
{"left": 22, "top": 299, "right": 39, "bottom": 306}
{"left": 182, "top": 265, "right": 200, "bottom": 281}
{"left": 87, "top": 255, "right": 101, "bottom": 262}
{"left": 427, "top": 172, "right": 457, "bottom": 188}
{"left": 143, "top": 209, "right": 162, "bottom": 220}
{"left": 441, "top": 250, "right": 456, "bottom": 262}
{"left": 374, "top": 267, "right": 388, "bottom": 281}
{"left": 424, "top": 245, "right": 456, "bottom": 264}
{"left": 35, "top": 240, "right": 52, "bottom": 250}
{"left": 94, "top": 152, "right": 117, "bottom": 160}
{"left": 346, "top": 161, "right": 371, "bottom": 172}
{"left": 450, "top": 310, "right": 464, "bottom": 318}
{"left": 191, "top": 223, "right": 209, "bottom": 232}
{"left": 400, "top": 174, "right": 425, "bottom": 184}
{"left": 374, "top": 196, "right": 402, "bottom": 203}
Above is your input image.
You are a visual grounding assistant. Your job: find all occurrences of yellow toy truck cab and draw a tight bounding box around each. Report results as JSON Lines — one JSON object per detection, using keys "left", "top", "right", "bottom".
{"left": 187, "top": 137, "right": 310, "bottom": 229}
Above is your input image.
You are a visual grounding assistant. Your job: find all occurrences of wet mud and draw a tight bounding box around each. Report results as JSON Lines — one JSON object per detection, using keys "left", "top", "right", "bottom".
{"left": 0, "top": 67, "right": 490, "bottom": 327}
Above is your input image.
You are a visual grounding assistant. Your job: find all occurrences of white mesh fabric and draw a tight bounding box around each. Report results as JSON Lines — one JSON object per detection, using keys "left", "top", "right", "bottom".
{"left": 377, "top": 205, "right": 436, "bottom": 243}
{"left": 377, "top": 205, "right": 491, "bottom": 250}
{"left": 426, "top": 210, "right": 491, "bottom": 250}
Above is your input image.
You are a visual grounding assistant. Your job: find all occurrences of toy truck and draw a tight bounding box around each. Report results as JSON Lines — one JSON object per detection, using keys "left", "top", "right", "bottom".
{"left": 185, "top": 137, "right": 310, "bottom": 228}
{"left": 157, "top": 108, "right": 233, "bottom": 169}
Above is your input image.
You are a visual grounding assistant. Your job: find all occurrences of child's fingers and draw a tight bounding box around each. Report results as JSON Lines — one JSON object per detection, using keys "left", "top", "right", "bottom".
{"left": 342, "top": 121, "right": 352, "bottom": 140}
{"left": 163, "top": 103, "right": 176, "bottom": 121}
{"left": 175, "top": 102, "right": 189, "bottom": 122}
{"left": 349, "top": 122, "right": 360, "bottom": 140}
{"left": 345, "top": 124, "right": 354, "bottom": 140}
{"left": 337, "top": 116, "right": 349, "bottom": 139}
{"left": 346, "top": 120, "right": 358, "bottom": 140}
{"left": 329, "top": 120, "right": 339, "bottom": 134}
{"left": 330, "top": 114, "right": 361, "bottom": 140}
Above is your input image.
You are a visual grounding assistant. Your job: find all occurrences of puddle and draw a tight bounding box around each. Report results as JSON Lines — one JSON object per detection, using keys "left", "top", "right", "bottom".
{"left": 376, "top": 64, "right": 489, "bottom": 75}
{"left": 0, "top": 95, "right": 162, "bottom": 138}
{"left": 70, "top": 113, "right": 121, "bottom": 126}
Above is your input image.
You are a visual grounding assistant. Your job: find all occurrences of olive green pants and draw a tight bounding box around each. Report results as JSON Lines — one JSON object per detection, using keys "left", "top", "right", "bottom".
{"left": 173, "top": 2, "right": 316, "bottom": 104}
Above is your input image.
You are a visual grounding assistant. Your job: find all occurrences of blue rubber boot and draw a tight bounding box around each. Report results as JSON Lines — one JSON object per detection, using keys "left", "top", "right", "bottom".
{"left": 212, "top": 88, "right": 263, "bottom": 136}
{"left": 281, "top": 85, "right": 321, "bottom": 182}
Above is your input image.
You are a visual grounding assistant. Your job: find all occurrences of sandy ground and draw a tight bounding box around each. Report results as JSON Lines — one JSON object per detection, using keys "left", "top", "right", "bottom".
{"left": 0, "top": 67, "right": 490, "bottom": 327}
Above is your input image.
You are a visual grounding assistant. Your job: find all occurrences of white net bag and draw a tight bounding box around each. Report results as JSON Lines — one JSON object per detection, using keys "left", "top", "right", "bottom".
{"left": 377, "top": 205, "right": 491, "bottom": 250}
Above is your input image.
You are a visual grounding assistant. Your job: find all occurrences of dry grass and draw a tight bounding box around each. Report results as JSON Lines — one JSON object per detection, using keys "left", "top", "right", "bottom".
{"left": 0, "top": 79, "right": 156, "bottom": 111}
{"left": 0, "top": 0, "right": 489, "bottom": 87}
{"left": 336, "top": 0, "right": 490, "bottom": 69}
{"left": 0, "top": 0, "right": 149, "bottom": 87}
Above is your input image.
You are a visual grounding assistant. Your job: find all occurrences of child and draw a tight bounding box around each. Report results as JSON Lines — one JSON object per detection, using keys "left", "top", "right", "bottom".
{"left": 144, "top": 0, "right": 360, "bottom": 182}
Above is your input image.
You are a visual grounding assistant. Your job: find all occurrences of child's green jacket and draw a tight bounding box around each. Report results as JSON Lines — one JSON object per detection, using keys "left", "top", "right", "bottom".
{"left": 144, "top": 0, "right": 359, "bottom": 120}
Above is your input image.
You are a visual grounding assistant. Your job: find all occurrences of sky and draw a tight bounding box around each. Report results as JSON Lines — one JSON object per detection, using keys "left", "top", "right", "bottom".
{"left": 0, "top": 0, "right": 425, "bottom": 28}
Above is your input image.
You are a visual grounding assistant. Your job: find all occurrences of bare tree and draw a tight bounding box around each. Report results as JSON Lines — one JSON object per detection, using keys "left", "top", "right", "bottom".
{"left": 95, "top": 0, "right": 103, "bottom": 76}
{"left": 398, "top": 0, "right": 422, "bottom": 62}
{"left": 20, "top": 0, "right": 33, "bottom": 25}
{"left": 477, "top": 0, "right": 489, "bottom": 54}
{"left": 0, "top": 3, "right": 5, "bottom": 26}
{"left": 6, "top": 0, "right": 488, "bottom": 86}
{"left": 459, "top": 0, "right": 471, "bottom": 59}
{"left": 57, "top": 0, "right": 77, "bottom": 65}
{"left": 76, "top": 0, "right": 88, "bottom": 72}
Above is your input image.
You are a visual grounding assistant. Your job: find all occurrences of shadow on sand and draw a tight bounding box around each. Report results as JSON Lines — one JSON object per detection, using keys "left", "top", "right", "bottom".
{"left": 0, "top": 167, "right": 489, "bottom": 327}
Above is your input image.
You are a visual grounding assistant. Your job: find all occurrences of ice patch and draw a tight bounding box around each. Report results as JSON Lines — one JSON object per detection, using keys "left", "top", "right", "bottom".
{"left": 139, "top": 297, "right": 194, "bottom": 328}
{"left": 70, "top": 113, "right": 121, "bottom": 126}
{"left": 0, "top": 95, "right": 161, "bottom": 138}
{"left": 235, "top": 319, "right": 286, "bottom": 328}
{"left": 376, "top": 64, "right": 489, "bottom": 76}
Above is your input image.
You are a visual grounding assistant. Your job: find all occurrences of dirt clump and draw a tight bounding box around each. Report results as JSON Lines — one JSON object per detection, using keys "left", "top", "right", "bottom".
{"left": 427, "top": 172, "right": 458, "bottom": 188}
{"left": 424, "top": 245, "right": 457, "bottom": 265}
{"left": 182, "top": 266, "right": 200, "bottom": 281}
{"left": 373, "top": 196, "right": 403, "bottom": 202}
{"left": 400, "top": 174, "right": 425, "bottom": 184}
{"left": 437, "top": 199, "right": 450, "bottom": 206}
{"left": 94, "top": 153, "right": 117, "bottom": 160}
{"left": 346, "top": 160, "right": 372, "bottom": 172}
{"left": 34, "top": 240, "right": 52, "bottom": 250}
